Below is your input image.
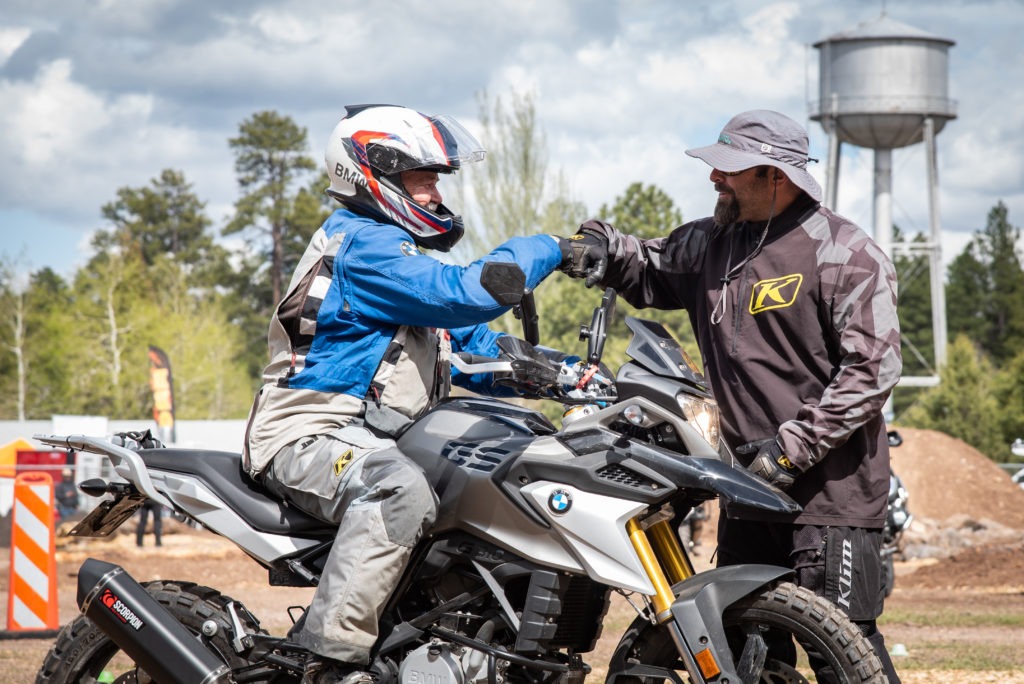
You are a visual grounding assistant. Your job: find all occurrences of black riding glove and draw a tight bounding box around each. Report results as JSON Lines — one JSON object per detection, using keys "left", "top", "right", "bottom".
{"left": 737, "top": 438, "right": 798, "bottom": 490}
{"left": 558, "top": 228, "right": 608, "bottom": 288}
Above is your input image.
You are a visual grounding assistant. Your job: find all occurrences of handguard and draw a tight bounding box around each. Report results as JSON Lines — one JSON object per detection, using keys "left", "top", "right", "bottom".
{"left": 496, "top": 336, "right": 562, "bottom": 389}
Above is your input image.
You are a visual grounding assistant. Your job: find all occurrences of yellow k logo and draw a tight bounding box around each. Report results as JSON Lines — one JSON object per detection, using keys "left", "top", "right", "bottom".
{"left": 749, "top": 274, "right": 803, "bottom": 314}
{"left": 334, "top": 449, "right": 354, "bottom": 477}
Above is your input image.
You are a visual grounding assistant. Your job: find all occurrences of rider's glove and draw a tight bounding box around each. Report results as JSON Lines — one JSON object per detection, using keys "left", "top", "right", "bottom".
{"left": 558, "top": 226, "right": 608, "bottom": 288}
{"left": 737, "top": 438, "right": 798, "bottom": 490}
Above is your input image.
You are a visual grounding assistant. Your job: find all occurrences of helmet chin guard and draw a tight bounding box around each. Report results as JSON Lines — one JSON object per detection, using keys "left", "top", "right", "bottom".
{"left": 325, "top": 105, "right": 484, "bottom": 252}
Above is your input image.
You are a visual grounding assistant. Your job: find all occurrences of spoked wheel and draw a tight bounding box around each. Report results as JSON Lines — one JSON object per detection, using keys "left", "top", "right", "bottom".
{"left": 607, "top": 580, "right": 886, "bottom": 683}
{"left": 35, "top": 581, "right": 266, "bottom": 684}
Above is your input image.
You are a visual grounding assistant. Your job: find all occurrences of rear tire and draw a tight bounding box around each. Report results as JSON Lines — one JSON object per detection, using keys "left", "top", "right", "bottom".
{"left": 607, "top": 580, "right": 885, "bottom": 683}
{"left": 35, "top": 580, "right": 265, "bottom": 684}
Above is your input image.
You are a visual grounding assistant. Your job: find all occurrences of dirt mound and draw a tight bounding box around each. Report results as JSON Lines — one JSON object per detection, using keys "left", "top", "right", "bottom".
{"left": 900, "top": 537, "right": 1024, "bottom": 590}
{"left": 889, "top": 427, "right": 1024, "bottom": 529}
{"left": 886, "top": 428, "right": 1024, "bottom": 591}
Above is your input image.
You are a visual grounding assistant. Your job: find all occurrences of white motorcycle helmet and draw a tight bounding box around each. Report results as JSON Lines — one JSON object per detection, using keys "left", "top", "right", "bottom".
{"left": 325, "top": 104, "right": 485, "bottom": 252}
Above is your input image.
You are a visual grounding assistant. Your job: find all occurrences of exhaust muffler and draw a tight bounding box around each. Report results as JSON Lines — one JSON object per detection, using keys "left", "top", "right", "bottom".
{"left": 77, "top": 557, "right": 232, "bottom": 684}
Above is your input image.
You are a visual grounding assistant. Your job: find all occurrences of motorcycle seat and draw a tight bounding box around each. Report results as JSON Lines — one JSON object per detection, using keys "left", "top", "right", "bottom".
{"left": 139, "top": 448, "right": 334, "bottom": 535}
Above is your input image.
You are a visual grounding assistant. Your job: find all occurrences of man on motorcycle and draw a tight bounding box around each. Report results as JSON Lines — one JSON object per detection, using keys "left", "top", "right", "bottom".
{"left": 560, "top": 109, "right": 903, "bottom": 682}
{"left": 243, "top": 105, "right": 569, "bottom": 683}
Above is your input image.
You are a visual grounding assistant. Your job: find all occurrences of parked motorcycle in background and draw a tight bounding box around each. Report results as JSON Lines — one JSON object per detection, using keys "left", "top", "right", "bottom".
{"left": 678, "top": 501, "right": 709, "bottom": 556}
{"left": 882, "top": 430, "right": 913, "bottom": 597}
{"left": 1011, "top": 438, "right": 1024, "bottom": 491}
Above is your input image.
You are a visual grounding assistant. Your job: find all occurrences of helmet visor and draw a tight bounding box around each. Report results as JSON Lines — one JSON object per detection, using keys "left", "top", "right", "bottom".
{"left": 374, "top": 114, "right": 486, "bottom": 174}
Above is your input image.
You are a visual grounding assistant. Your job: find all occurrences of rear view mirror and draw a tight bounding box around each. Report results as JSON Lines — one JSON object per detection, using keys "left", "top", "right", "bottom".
{"left": 480, "top": 262, "right": 526, "bottom": 306}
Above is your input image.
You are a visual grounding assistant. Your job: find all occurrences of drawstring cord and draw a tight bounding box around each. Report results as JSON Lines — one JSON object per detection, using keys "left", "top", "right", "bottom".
{"left": 710, "top": 184, "right": 778, "bottom": 326}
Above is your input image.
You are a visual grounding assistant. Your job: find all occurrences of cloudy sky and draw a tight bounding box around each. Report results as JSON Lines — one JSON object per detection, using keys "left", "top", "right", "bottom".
{"left": 1, "top": 0, "right": 1022, "bottom": 279}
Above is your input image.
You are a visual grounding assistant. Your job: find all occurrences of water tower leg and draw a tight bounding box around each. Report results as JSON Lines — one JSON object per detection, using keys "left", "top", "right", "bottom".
{"left": 825, "top": 129, "right": 841, "bottom": 210}
{"left": 923, "top": 117, "right": 948, "bottom": 368}
{"left": 873, "top": 148, "right": 895, "bottom": 421}
{"left": 873, "top": 148, "right": 893, "bottom": 257}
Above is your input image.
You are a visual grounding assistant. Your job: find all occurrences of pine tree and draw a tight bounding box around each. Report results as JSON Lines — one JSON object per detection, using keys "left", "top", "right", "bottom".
{"left": 946, "top": 202, "right": 1024, "bottom": 365}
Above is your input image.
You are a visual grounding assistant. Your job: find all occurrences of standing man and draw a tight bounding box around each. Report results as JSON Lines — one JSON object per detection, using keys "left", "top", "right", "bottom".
{"left": 561, "top": 110, "right": 902, "bottom": 681}
{"left": 244, "top": 105, "right": 566, "bottom": 684}
{"left": 136, "top": 499, "right": 163, "bottom": 547}
{"left": 54, "top": 467, "right": 79, "bottom": 520}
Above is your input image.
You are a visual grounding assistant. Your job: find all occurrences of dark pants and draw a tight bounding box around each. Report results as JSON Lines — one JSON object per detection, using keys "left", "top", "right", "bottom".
{"left": 717, "top": 516, "right": 901, "bottom": 683}
{"left": 136, "top": 504, "right": 163, "bottom": 546}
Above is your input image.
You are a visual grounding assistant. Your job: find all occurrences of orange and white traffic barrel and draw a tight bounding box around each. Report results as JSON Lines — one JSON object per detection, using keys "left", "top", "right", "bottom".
{"left": 6, "top": 472, "right": 58, "bottom": 630}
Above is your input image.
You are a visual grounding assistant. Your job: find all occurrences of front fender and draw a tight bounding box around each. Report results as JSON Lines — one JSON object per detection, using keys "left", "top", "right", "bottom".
{"left": 669, "top": 564, "right": 793, "bottom": 682}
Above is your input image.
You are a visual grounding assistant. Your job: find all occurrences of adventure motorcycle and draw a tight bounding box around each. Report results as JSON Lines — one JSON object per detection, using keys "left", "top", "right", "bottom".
{"left": 35, "top": 263, "right": 884, "bottom": 683}
{"left": 881, "top": 431, "right": 913, "bottom": 597}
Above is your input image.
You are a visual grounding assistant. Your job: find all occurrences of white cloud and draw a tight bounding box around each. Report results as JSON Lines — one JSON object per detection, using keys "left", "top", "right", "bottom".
{"left": 0, "top": 27, "right": 31, "bottom": 64}
{"left": 0, "top": 0, "right": 1021, "bottom": 281}
{"left": 5, "top": 59, "right": 153, "bottom": 166}
{"left": 0, "top": 55, "right": 223, "bottom": 239}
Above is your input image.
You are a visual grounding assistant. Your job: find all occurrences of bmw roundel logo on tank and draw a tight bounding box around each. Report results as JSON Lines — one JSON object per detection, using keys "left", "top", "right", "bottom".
{"left": 548, "top": 488, "right": 572, "bottom": 514}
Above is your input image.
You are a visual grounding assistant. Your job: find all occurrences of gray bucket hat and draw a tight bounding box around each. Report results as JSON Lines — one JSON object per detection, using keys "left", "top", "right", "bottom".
{"left": 685, "top": 110, "right": 822, "bottom": 202}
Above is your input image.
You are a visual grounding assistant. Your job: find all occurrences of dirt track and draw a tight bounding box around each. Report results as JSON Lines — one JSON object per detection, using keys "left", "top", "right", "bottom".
{"left": 0, "top": 523, "right": 1019, "bottom": 683}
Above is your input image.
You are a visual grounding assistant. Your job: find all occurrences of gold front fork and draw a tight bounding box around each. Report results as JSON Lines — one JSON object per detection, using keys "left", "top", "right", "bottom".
{"left": 626, "top": 517, "right": 694, "bottom": 623}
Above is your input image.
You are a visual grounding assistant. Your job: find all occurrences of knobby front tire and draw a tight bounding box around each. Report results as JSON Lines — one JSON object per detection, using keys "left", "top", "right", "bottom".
{"left": 607, "top": 580, "right": 886, "bottom": 683}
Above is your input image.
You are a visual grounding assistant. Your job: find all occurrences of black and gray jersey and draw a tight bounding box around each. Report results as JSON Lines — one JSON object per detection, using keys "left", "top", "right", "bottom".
{"left": 586, "top": 194, "right": 901, "bottom": 527}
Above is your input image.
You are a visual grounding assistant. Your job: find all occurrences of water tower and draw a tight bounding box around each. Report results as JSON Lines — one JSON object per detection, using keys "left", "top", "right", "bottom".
{"left": 810, "top": 12, "right": 956, "bottom": 384}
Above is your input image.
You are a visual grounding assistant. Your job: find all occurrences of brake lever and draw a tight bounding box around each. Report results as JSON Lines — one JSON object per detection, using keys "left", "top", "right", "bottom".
{"left": 451, "top": 352, "right": 512, "bottom": 375}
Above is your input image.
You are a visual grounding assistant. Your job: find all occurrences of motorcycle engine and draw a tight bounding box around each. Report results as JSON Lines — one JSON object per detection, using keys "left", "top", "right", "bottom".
{"left": 399, "top": 637, "right": 509, "bottom": 684}
{"left": 400, "top": 642, "right": 464, "bottom": 684}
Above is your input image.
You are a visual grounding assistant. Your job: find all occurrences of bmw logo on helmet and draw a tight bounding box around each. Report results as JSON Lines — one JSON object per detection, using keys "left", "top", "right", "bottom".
{"left": 548, "top": 489, "right": 572, "bottom": 515}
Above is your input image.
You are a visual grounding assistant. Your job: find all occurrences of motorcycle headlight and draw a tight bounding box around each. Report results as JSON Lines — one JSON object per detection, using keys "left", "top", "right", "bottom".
{"left": 677, "top": 393, "right": 721, "bottom": 452}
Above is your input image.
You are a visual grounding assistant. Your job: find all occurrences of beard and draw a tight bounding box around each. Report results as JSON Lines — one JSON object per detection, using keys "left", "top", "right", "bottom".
{"left": 714, "top": 191, "right": 740, "bottom": 225}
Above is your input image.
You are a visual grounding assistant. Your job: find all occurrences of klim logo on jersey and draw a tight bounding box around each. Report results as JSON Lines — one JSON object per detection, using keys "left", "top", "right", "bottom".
{"left": 749, "top": 274, "right": 803, "bottom": 314}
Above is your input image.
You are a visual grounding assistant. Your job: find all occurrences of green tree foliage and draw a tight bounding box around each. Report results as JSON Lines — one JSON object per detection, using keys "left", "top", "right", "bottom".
{"left": 592, "top": 183, "right": 699, "bottom": 368}
{"left": 901, "top": 335, "right": 1004, "bottom": 459}
{"left": 531, "top": 173, "right": 595, "bottom": 352}
{"left": 0, "top": 259, "right": 28, "bottom": 420}
{"left": 223, "top": 112, "right": 325, "bottom": 376}
{"left": 0, "top": 262, "right": 77, "bottom": 421}
{"left": 68, "top": 246, "right": 149, "bottom": 417}
{"left": 460, "top": 90, "right": 547, "bottom": 256}
{"left": 98, "top": 169, "right": 220, "bottom": 271}
{"left": 946, "top": 201, "right": 1024, "bottom": 365}
{"left": 891, "top": 227, "right": 935, "bottom": 373}
{"left": 225, "top": 110, "right": 318, "bottom": 306}
{"left": 597, "top": 183, "right": 683, "bottom": 240}
{"left": 889, "top": 227, "right": 936, "bottom": 417}
{"left": 993, "top": 348, "right": 1024, "bottom": 460}
{"left": 0, "top": 169, "right": 260, "bottom": 422}
{"left": 58, "top": 228, "right": 256, "bottom": 421}
{"left": 23, "top": 268, "right": 76, "bottom": 419}
{"left": 136, "top": 292, "right": 255, "bottom": 420}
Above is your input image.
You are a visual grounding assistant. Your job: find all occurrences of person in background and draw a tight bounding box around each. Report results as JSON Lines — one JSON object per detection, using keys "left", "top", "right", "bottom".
{"left": 54, "top": 467, "right": 79, "bottom": 520}
{"left": 560, "top": 109, "right": 903, "bottom": 682}
{"left": 136, "top": 498, "right": 163, "bottom": 547}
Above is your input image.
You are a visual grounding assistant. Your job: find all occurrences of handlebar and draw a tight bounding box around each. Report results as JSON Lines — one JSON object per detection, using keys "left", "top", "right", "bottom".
{"left": 452, "top": 348, "right": 614, "bottom": 404}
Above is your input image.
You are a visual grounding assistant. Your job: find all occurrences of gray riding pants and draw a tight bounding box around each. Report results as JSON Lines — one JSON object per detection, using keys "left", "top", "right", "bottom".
{"left": 263, "top": 425, "right": 438, "bottom": 664}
